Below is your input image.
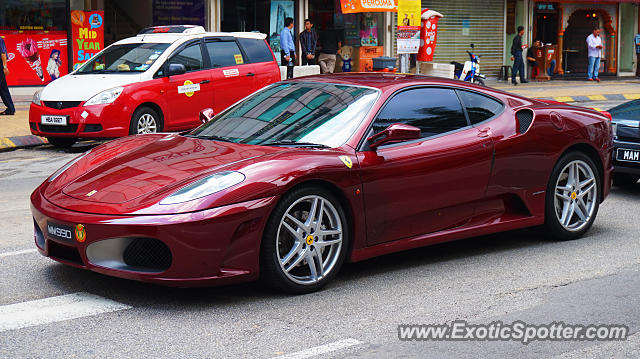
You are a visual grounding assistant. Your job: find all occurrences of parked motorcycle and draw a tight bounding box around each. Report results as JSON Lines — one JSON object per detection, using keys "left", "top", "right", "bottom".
{"left": 451, "top": 44, "right": 486, "bottom": 86}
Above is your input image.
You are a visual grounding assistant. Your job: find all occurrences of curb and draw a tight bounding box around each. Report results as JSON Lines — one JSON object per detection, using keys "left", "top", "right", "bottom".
{"left": 537, "top": 93, "right": 640, "bottom": 103}
{"left": 0, "top": 135, "right": 48, "bottom": 152}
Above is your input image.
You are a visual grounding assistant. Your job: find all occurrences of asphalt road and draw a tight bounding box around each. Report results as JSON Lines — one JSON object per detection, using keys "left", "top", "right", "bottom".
{"left": 1, "top": 100, "right": 638, "bottom": 358}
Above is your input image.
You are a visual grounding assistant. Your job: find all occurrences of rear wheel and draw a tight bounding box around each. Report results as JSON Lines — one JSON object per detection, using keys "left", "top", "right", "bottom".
{"left": 474, "top": 78, "right": 486, "bottom": 86}
{"left": 543, "top": 152, "right": 600, "bottom": 240}
{"left": 612, "top": 173, "right": 638, "bottom": 187}
{"left": 260, "top": 186, "right": 349, "bottom": 294}
{"left": 47, "top": 137, "right": 77, "bottom": 148}
{"left": 129, "top": 106, "right": 162, "bottom": 135}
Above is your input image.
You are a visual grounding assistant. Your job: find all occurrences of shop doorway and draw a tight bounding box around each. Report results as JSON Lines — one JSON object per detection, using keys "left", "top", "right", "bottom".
{"left": 563, "top": 10, "right": 605, "bottom": 74}
{"left": 534, "top": 13, "right": 558, "bottom": 45}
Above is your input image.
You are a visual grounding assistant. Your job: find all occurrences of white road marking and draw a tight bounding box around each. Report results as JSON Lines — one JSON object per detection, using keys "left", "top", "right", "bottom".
{"left": 0, "top": 292, "right": 131, "bottom": 332}
{"left": 0, "top": 248, "right": 38, "bottom": 257}
{"left": 273, "top": 338, "right": 363, "bottom": 359}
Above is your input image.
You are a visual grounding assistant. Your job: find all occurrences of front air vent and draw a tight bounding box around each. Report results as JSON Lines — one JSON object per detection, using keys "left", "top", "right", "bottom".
{"left": 516, "top": 109, "right": 534, "bottom": 134}
{"left": 123, "top": 238, "right": 172, "bottom": 272}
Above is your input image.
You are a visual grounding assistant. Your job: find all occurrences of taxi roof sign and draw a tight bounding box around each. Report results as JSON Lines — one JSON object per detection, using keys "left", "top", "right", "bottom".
{"left": 138, "top": 25, "right": 206, "bottom": 35}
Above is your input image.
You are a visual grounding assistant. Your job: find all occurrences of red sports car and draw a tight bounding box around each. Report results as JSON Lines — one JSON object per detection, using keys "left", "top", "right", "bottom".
{"left": 31, "top": 74, "right": 613, "bottom": 293}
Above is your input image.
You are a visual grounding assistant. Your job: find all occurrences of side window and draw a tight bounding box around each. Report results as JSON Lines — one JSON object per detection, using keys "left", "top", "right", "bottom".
{"left": 373, "top": 88, "right": 468, "bottom": 140}
{"left": 237, "top": 38, "right": 275, "bottom": 63}
{"left": 170, "top": 43, "right": 204, "bottom": 72}
{"left": 457, "top": 90, "right": 504, "bottom": 125}
{"left": 206, "top": 41, "right": 244, "bottom": 68}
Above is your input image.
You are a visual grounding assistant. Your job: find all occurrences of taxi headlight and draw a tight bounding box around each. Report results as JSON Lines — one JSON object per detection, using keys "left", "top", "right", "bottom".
{"left": 32, "top": 90, "right": 42, "bottom": 106}
{"left": 84, "top": 86, "right": 124, "bottom": 106}
{"left": 159, "top": 171, "right": 246, "bottom": 205}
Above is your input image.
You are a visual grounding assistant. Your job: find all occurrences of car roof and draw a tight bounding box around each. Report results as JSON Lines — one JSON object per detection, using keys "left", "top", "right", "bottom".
{"left": 114, "top": 31, "right": 267, "bottom": 45}
{"left": 288, "top": 73, "right": 484, "bottom": 91}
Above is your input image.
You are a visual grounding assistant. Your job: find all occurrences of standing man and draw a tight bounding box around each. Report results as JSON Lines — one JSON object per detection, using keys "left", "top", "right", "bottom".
{"left": 280, "top": 17, "right": 296, "bottom": 79}
{"left": 299, "top": 19, "right": 317, "bottom": 66}
{"left": 510, "top": 26, "right": 528, "bottom": 85}
{"left": 586, "top": 28, "right": 603, "bottom": 82}
{"left": 526, "top": 40, "right": 541, "bottom": 80}
{"left": 318, "top": 22, "right": 342, "bottom": 74}
{"left": 0, "top": 35, "right": 15, "bottom": 116}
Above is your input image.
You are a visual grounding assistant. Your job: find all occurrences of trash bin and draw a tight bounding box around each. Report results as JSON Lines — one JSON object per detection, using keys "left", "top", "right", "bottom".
{"left": 372, "top": 56, "right": 397, "bottom": 71}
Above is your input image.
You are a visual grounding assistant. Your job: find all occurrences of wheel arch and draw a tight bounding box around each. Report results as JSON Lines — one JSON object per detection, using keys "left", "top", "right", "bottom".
{"left": 558, "top": 142, "right": 605, "bottom": 202}
{"left": 133, "top": 102, "right": 165, "bottom": 130}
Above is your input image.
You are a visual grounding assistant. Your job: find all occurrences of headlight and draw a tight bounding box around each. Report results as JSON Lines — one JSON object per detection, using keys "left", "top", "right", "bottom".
{"left": 47, "top": 151, "right": 91, "bottom": 182}
{"left": 32, "top": 90, "right": 42, "bottom": 106}
{"left": 159, "top": 171, "right": 246, "bottom": 205}
{"left": 84, "top": 86, "right": 124, "bottom": 106}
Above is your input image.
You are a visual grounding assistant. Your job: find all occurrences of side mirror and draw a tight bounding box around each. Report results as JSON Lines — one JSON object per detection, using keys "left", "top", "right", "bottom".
{"left": 199, "top": 108, "right": 215, "bottom": 124}
{"left": 168, "top": 63, "right": 186, "bottom": 76}
{"left": 367, "top": 123, "right": 421, "bottom": 149}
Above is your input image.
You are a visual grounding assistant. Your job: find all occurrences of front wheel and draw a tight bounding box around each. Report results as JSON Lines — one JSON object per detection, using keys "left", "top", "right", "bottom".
{"left": 543, "top": 152, "right": 600, "bottom": 240}
{"left": 260, "top": 186, "right": 349, "bottom": 294}
{"left": 474, "top": 78, "right": 486, "bottom": 86}
{"left": 129, "top": 106, "right": 162, "bottom": 135}
{"left": 47, "top": 137, "right": 77, "bottom": 148}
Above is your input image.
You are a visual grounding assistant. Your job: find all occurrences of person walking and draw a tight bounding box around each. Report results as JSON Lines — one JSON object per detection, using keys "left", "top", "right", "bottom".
{"left": 299, "top": 19, "right": 317, "bottom": 66}
{"left": 0, "top": 35, "right": 15, "bottom": 115}
{"left": 280, "top": 17, "right": 296, "bottom": 79}
{"left": 510, "top": 26, "right": 527, "bottom": 85}
{"left": 317, "top": 22, "right": 342, "bottom": 74}
{"left": 586, "top": 28, "right": 603, "bottom": 82}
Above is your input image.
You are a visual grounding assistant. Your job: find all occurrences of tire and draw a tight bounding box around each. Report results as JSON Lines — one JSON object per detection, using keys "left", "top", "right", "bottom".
{"left": 260, "top": 186, "right": 350, "bottom": 294}
{"left": 129, "top": 106, "right": 162, "bottom": 135}
{"left": 474, "top": 78, "right": 486, "bottom": 86}
{"left": 543, "top": 152, "right": 601, "bottom": 240}
{"left": 47, "top": 137, "right": 77, "bottom": 148}
{"left": 612, "top": 173, "right": 638, "bottom": 187}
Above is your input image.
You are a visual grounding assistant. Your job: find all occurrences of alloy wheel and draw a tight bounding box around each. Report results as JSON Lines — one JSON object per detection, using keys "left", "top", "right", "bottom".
{"left": 553, "top": 159, "right": 598, "bottom": 232}
{"left": 136, "top": 113, "right": 157, "bottom": 134}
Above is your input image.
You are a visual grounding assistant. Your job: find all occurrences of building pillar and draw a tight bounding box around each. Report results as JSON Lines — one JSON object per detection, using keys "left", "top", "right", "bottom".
{"left": 557, "top": 30, "right": 564, "bottom": 74}
{"left": 609, "top": 32, "right": 617, "bottom": 73}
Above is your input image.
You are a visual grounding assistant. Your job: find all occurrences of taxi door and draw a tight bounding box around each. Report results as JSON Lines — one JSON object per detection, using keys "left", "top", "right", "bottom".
{"left": 163, "top": 40, "right": 214, "bottom": 130}
{"left": 204, "top": 38, "right": 257, "bottom": 113}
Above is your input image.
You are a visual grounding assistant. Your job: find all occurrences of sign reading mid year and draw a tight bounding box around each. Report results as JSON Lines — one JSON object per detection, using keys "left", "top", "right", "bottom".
{"left": 71, "top": 10, "right": 105, "bottom": 71}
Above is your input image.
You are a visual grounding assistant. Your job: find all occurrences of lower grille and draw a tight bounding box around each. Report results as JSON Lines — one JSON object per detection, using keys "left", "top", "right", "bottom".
{"left": 48, "top": 240, "right": 83, "bottom": 265}
{"left": 123, "top": 238, "right": 172, "bottom": 272}
{"left": 618, "top": 136, "right": 640, "bottom": 144}
{"left": 84, "top": 124, "right": 103, "bottom": 132}
{"left": 38, "top": 124, "right": 78, "bottom": 133}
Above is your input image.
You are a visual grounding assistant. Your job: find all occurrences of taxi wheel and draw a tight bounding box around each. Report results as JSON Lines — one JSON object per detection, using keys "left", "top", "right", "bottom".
{"left": 130, "top": 107, "right": 162, "bottom": 135}
{"left": 47, "top": 137, "right": 77, "bottom": 148}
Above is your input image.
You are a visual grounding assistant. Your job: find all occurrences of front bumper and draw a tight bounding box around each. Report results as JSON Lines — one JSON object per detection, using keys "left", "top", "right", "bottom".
{"left": 612, "top": 139, "right": 640, "bottom": 176}
{"left": 31, "top": 188, "right": 277, "bottom": 287}
{"left": 29, "top": 102, "right": 130, "bottom": 139}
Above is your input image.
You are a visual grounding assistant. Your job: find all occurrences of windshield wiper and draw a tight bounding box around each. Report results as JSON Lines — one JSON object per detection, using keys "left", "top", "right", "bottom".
{"left": 262, "top": 140, "right": 329, "bottom": 148}
{"left": 184, "top": 134, "right": 231, "bottom": 142}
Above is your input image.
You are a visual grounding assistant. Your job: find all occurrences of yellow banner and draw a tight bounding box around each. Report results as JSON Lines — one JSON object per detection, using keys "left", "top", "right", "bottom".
{"left": 397, "top": 0, "right": 421, "bottom": 28}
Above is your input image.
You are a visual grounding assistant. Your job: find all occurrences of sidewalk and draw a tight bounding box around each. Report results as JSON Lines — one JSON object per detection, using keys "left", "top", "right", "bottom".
{"left": 0, "top": 106, "right": 48, "bottom": 152}
{"left": 488, "top": 78, "right": 640, "bottom": 103}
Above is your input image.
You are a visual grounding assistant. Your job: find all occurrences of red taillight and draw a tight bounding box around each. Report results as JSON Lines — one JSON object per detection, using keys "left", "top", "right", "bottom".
{"left": 601, "top": 111, "right": 613, "bottom": 122}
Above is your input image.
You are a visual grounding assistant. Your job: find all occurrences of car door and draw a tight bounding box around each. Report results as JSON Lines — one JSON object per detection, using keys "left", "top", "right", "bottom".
{"left": 356, "top": 87, "right": 495, "bottom": 246}
{"left": 162, "top": 40, "right": 213, "bottom": 130}
{"left": 236, "top": 37, "right": 281, "bottom": 91}
{"left": 205, "top": 38, "right": 257, "bottom": 113}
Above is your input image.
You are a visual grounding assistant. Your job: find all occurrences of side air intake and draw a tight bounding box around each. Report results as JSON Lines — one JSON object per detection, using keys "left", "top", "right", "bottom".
{"left": 516, "top": 109, "right": 534, "bottom": 134}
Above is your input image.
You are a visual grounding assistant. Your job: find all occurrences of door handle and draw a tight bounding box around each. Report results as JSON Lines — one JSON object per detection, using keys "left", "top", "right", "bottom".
{"left": 200, "top": 80, "right": 210, "bottom": 84}
{"left": 247, "top": 72, "right": 255, "bottom": 77}
{"left": 477, "top": 128, "right": 492, "bottom": 138}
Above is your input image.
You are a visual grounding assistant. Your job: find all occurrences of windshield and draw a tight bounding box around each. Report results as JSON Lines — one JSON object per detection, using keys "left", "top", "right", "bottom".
{"left": 190, "top": 82, "right": 379, "bottom": 148}
{"left": 76, "top": 43, "right": 169, "bottom": 74}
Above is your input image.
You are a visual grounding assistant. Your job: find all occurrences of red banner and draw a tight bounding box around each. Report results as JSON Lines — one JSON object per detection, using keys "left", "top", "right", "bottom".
{"left": 71, "top": 10, "right": 105, "bottom": 71}
{"left": 0, "top": 31, "right": 68, "bottom": 86}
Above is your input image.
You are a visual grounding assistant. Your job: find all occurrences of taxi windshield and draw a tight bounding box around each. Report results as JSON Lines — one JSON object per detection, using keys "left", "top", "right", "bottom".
{"left": 189, "top": 82, "right": 379, "bottom": 148}
{"left": 76, "top": 43, "right": 169, "bottom": 74}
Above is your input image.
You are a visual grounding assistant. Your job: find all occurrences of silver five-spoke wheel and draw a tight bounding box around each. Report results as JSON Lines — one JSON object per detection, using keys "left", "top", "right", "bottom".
{"left": 553, "top": 159, "right": 597, "bottom": 232}
{"left": 276, "top": 195, "right": 343, "bottom": 285}
{"left": 136, "top": 113, "right": 158, "bottom": 134}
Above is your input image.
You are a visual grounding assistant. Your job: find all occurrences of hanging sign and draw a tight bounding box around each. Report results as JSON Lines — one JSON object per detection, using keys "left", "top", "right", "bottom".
{"left": 340, "top": 0, "right": 398, "bottom": 14}
{"left": 71, "top": 10, "right": 105, "bottom": 71}
{"left": 396, "top": 0, "right": 421, "bottom": 54}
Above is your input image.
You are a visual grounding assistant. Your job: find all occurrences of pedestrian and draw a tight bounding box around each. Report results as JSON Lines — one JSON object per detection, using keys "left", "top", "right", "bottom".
{"left": 0, "top": 35, "right": 15, "bottom": 115}
{"left": 526, "top": 40, "right": 541, "bottom": 80}
{"left": 299, "top": 19, "right": 317, "bottom": 66}
{"left": 586, "top": 28, "right": 603, "bottom": 82}
{"left": 317, "top": 22, "right": 342, "bottom": 74}
{"left": 510, "top": 26, "right": 528, "bottom": 85}
{"left": 280, "top": 17, "right": 295, "bottom": 79}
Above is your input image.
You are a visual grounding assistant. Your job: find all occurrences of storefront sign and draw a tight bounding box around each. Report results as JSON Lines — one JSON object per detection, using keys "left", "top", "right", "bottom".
{"left": 358, "top": 46, "right": 384, "bottom": 71}
{"left": 396, "top": 0, "right": 421, "bottom": 54}
{"left": 71, "top": 10, "right": 105, "bottom": 71}
{"left": 0, "top": 31, "right": 68, "bottom": 86}
{"left": 340, "top": 0, "right": 398, "bottom": 14}
{"left": 153, "top": 0, "right": 205, "bottom": 26}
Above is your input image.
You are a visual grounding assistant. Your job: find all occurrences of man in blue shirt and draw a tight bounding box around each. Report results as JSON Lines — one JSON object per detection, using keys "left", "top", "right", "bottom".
{"left": 280, "top": 17, "right": 295, "bottom": 79}
{"left": 0, "top": 36, "right": 15, "bottom": 115}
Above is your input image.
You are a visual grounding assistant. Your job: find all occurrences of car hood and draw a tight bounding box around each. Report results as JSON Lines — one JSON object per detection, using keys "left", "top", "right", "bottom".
{"left": 49, "top": 134, "right": 283, "bottom": 206}
{"left": 40, "top": 73, "right": 143, "bottom": 101}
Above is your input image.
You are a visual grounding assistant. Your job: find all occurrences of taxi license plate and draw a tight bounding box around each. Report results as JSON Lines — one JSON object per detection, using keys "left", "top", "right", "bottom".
{"left": 41, "top": 115, "right": 68, "bottom": 126}
{"left": 617, "top": 148, "right": 640, "bottom": 163}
